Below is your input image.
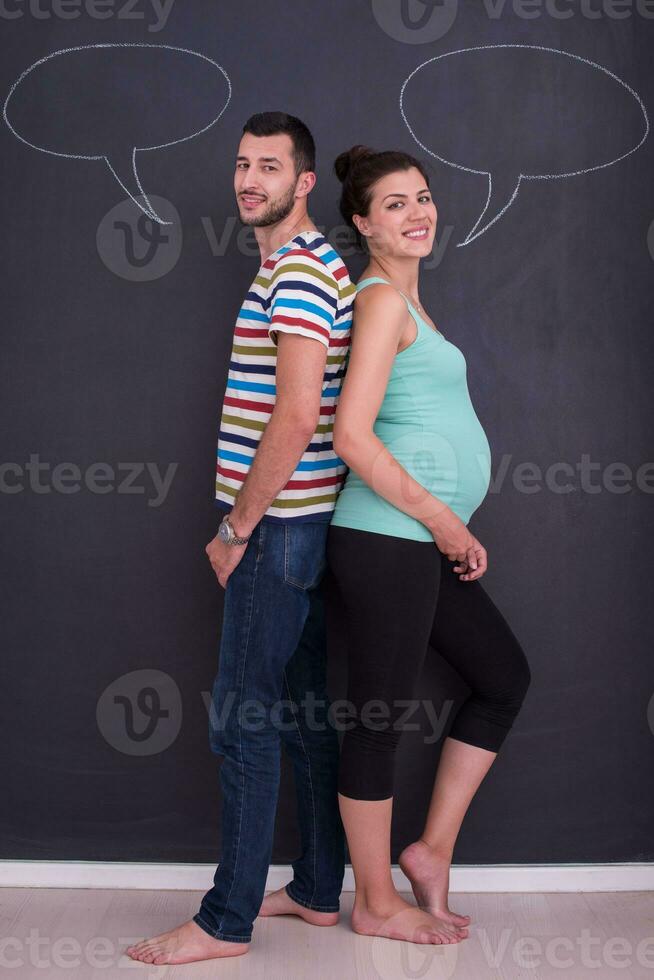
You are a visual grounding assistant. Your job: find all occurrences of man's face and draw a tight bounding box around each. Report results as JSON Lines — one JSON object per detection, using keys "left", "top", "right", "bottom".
{"left": 234, "top": 132, "right": 301, "bottom": 227}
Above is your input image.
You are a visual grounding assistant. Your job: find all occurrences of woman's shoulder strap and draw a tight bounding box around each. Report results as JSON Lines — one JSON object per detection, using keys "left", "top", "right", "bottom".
{"left": 355, "top": 276, "right": 413, "bottom": 313}
{"left": 356, "top": 275, "right": 392, "bottom": 292}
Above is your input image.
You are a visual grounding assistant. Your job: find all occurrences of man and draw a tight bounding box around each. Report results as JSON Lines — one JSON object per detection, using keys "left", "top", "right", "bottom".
{"left": 127, "top": 111, "right": 354, "bottom": 966}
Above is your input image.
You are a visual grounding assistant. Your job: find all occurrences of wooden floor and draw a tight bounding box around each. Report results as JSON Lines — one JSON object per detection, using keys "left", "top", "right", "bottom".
{"left": 1, "top": 887, "right": 652, "bottom": 979}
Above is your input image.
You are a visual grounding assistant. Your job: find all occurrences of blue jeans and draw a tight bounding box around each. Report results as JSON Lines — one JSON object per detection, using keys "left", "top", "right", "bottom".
{"left": 193, "top": 519, "right": 346, "bottom": 943}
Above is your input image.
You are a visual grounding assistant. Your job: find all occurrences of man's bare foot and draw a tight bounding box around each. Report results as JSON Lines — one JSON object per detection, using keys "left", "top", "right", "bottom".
{"left": 258, "top": 885, "right": 339, "bottom": 926}
{"left": 124, "top": 919, "right": 248, "bottom": 965}
{"left": 352, "top": 892, "right": 468, "bottom": 945}
{"left": 399, "top": 839, "right": 471, "bottom": 928}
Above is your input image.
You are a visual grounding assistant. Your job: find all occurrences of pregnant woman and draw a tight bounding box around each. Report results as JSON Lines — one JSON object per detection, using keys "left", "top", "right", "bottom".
{"left": 326, "top": 146, "right": 532, "bottom": 946}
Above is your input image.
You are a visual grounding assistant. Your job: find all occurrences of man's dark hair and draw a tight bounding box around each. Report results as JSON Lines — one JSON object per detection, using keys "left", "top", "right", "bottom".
{"left": 242, "top": 111, "right": 316, "bottom": 177}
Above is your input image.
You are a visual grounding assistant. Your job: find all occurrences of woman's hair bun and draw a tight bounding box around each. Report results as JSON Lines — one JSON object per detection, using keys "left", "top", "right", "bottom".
{"left": 333, "top": 144, "right": 375, "bottom": 183}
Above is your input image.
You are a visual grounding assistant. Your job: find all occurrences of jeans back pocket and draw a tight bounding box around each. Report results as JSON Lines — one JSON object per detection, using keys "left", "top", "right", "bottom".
{"left": 284, "top": 523, "right": 329, "bottom": 592}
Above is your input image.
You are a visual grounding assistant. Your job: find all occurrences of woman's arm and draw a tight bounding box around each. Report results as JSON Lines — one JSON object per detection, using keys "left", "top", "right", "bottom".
{"left": 333, "top": 283, "right": 453, "bottom": 532}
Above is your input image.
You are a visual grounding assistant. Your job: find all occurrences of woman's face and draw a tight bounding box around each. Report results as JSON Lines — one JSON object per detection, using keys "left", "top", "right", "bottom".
{"left": 355, "top": 167, "right": 437, "bottom": 260}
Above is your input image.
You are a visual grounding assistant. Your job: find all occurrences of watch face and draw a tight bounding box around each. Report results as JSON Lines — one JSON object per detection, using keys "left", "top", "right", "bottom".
{"left": 218, "top": 521, "right": 230, "bottom": 543}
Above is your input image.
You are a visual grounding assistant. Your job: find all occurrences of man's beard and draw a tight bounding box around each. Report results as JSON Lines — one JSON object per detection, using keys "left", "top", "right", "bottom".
{"left": 239, "top": 184, "right": 297, "bottom": 227}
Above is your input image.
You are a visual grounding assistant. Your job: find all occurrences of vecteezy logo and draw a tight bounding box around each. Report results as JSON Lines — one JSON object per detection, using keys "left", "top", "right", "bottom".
{"left": 3, "top": 43, "right": 231, "bottom": 224}
{"left": 96, "top": 195, "right": 182, "bottom": 280}
{"left": 647, "top": 218, "right": 654, "bottom": 263}
{"left": 371, "top": 0, "right": 458, "bottom": 43}
{"left": 400, "top": 44, "right": 649, "bottom": 245}
{"left": 96, "top": 669, "right": 182, "bottom": 755}
{"left": 368, "top": 909, "right": 461, "bottom": 977}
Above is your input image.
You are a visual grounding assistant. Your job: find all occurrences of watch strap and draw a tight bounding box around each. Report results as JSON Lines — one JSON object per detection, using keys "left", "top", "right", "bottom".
{"left": 224, "top": 515, "right": 251, "bottom": 545}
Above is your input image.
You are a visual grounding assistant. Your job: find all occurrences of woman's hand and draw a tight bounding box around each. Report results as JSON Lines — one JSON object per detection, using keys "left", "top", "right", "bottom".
{"left": 452, "top": 538, "right": 487, "bottom": 581}
{"left": 428, "top": 508, "right": 488, "bottom": 581}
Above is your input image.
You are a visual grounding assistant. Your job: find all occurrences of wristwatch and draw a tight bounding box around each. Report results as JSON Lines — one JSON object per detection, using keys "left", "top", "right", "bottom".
{"left": 218, "top": 514, "right": 251, "bottom": 546}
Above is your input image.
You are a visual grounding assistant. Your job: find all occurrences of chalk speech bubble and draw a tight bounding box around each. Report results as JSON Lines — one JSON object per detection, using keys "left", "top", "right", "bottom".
{"left": 3, "top": 43, "right": 231, "bottom": 225}
{"left": 400, "top": 44, "right": 649, "bottom": 246}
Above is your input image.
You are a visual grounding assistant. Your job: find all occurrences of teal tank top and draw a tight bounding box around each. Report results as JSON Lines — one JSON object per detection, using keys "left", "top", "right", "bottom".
{"left": 330, "top": 276, "right": 492, "bottom": 542}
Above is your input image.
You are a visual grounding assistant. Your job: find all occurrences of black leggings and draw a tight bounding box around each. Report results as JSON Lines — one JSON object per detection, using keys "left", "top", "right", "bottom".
{"left": 324, "top": 525, "right": 532, "bottom": 801}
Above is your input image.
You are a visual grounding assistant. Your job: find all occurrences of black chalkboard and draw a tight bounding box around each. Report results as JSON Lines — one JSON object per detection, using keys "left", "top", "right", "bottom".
{"left": 1, "top": 0, "right": 653, "bottom": 870}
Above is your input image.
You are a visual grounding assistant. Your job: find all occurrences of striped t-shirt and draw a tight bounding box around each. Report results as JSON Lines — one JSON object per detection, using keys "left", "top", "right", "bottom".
{"left": 215, "top": 229, "right": 355, "bottom": 523}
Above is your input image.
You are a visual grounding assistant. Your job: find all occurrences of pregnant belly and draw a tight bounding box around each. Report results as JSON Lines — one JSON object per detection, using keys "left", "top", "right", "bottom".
{"left": 369, "top": 416, "right": 492, "bottom": 524}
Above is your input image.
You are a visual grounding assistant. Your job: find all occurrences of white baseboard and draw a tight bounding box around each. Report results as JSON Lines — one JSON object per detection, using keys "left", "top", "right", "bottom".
{"left": 1, "top": 861, "right": 653, "bottom": 892}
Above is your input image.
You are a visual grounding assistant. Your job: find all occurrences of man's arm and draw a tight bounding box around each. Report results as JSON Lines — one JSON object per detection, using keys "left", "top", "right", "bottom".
{"left": 227, "top": 331, "right": 328, "bottom": 537}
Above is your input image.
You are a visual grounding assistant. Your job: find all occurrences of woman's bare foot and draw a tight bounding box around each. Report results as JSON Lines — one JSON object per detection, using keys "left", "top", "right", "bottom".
{"left": 352, "top": 891, "right": 468, "bottom": 945}
{"left": 258, "top": 885, "right": 339, "bottom": 926}
{"left": 399, "top": 839, "right": 471, "bottom": 928}
{"left": 124, "top": 919, "right": 248, "bottom": 965}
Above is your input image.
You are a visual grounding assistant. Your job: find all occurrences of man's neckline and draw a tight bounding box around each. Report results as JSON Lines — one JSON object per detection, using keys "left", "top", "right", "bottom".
{"left": 263, "top": 228, "right": 322, "bottom": 265}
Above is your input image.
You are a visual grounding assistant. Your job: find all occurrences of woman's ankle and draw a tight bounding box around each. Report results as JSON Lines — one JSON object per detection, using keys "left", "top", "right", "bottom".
{"left": 353, "top": 886, "right": 403, "bottom": 916}
{"left": 412, "top": 837, "right": 454, "bottom": 861}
